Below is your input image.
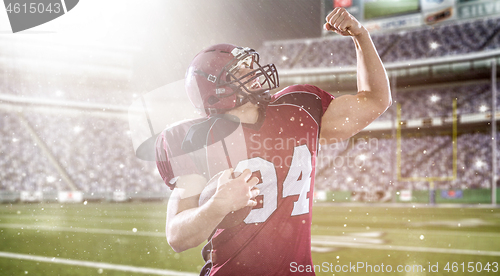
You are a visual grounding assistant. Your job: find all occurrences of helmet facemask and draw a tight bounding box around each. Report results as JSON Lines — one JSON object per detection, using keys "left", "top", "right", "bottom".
{"left": 218, "top": 47, "right": 279, "bottom": 107}
{"left": 186, "top": 44, "right": 279, "bottom": 116}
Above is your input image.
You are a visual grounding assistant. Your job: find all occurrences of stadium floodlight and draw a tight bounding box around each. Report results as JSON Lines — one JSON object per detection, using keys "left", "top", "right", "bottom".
{"left": 73, "top": 126, "right": 83, "bottom": 133}
{"left": 430, "top": 94, "right": 440, "bottom": 102}
{"left": 429, "top": 42, "right": 440, "bottom": 50}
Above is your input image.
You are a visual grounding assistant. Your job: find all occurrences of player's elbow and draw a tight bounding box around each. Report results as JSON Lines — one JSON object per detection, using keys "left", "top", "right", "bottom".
{"left": 166, "top": 233, "right": 188, "bottom": 253}
{"left": 168, "top": 242, "right": 185, "bottom": 253}
{"left": 385, "top": 92, "right": 393, "bottom": 109}
{"left": 166, "top": 226, "right": 202, "bottom": 253}
{"left": 379, "top": 88, "right": 392, "bottom": 109}
{"left": 166, "top": 225, "right": 187, "bottom": 252}
{"left": 374, "top": 90, "right": 392, "bottom": 114}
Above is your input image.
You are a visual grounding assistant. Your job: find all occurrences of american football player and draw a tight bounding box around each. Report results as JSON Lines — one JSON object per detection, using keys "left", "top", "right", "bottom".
{"left": 156, "top": 8, "right": 391, "bottom": 275}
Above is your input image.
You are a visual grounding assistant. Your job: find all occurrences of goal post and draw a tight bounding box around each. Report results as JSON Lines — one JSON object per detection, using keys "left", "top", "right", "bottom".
{"left": 396, "top": 99, "right": 458, "bottom": 204}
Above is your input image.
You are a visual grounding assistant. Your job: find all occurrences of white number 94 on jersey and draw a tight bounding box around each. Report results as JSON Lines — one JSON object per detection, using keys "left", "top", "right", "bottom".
{"left": 234, "top": 144, "right": 312, "bottom": 224}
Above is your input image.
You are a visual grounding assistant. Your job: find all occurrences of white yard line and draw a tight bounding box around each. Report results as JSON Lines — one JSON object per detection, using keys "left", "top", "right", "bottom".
{"left": 310, "top": 237, "right": 500, "bottom": 257}
{"left": 0, "top": 223, "right": 164, "bottom": 237}
{"left": 0, "top": 251, "right": 198, "bottom": 276}
{"left": 313, "top": 225, "right": 500, "bottom": 238}
{"left": 2, "top": 223, "right": 500, "bottom": 257}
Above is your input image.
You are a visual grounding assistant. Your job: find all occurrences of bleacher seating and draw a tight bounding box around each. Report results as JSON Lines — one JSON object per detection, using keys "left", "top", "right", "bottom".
{"left": 1, "top": 81, "right": 135, "bottom": 107}
{"left": 0, "top": 110, "right": 71, "bottom": 192}
{"left": 2, "top": 16, "right": 500, "bottom": 197}
{"left": 315, "top": 132, "right": 494, "bottom": 192}
{"left": 376, "top": 82, "right": 493, "bottom": 121}
{"left": 258, "top": 17, "right": 500, "bottom": 69}
{"left": 0, "top": 109, "right": 167, "bottom": 194}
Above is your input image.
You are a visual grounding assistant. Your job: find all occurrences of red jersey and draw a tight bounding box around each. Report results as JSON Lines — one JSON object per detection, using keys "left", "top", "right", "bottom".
{"left": 156, "top": 84, "right": 334, "bottom": 275}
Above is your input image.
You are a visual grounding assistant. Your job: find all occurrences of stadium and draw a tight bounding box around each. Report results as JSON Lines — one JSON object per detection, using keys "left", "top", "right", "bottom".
{"left": 1, "top": 0, "right": 499, "bottom": 275}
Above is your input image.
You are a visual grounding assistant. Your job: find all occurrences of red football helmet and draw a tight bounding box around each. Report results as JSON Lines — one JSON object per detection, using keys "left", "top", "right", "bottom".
{"left": 185, "top": 44, "right": 279, "bottom": 116}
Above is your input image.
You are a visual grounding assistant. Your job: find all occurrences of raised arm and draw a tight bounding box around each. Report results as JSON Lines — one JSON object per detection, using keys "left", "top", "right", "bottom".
{"left": 320, "top": 8, "right": 392, "bottom": 143}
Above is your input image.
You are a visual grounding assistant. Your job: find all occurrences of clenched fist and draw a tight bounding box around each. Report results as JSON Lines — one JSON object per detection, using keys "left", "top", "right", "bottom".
{"left": 324, "top": 7, "right": 365, "bottom": 37}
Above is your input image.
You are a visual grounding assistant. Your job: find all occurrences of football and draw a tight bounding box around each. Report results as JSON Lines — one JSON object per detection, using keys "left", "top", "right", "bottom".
{"left": 198, "top": 171, "right": 253, "bottom": 229}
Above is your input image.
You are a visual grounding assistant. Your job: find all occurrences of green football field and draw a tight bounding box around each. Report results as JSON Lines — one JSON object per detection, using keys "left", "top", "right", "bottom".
{"left": 363, "top": 0, "right": 420, "bottom": 20}
{"left": 0, "top": 202, "right": 499, "bottom": 275}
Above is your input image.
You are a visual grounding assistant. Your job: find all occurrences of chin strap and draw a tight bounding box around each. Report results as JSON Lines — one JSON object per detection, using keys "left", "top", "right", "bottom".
{"left": 247, "top": 92, "right": 271, "bottom": 106}
{"left": 236, "top": 84, "right": 271, "bottom": 109}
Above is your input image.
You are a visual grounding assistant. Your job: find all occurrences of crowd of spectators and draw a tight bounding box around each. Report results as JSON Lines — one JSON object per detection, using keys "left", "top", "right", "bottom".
{"left": 1, "top": 16, "right": 500, "bottom": 196}
{"left": 0, "top": 109, "right": 166, "bottom": 195}
{"left": 0, "top": 110, "right": 70, "bottom": 192}
{"left": 259, "top": 17, "right": 500, "bottom": 69}
{"left": 376, "top": 82, "right": 494, "bottom": 121}
{"left": 1, "top": 103, "right": 494, "bottom": 195}
{"left": 316, "top": 132, "right": 495, "bottom": 192}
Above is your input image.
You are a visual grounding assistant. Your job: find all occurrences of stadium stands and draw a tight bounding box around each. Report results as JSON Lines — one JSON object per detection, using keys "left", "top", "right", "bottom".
{"left": 0, "top": 108, "right": 166, "bottom": 196}
{"left": 1, "top": 16, "right": 500, "bottom": 201}
{"left": 375, "top": 82, "right": 494, "bottom": 121}
{"left": 259, "top": 17, "right": 500, "bottom": 69}
{"left": 316, "top": 132, "right": 494, "bottom": 192}
{"left": 0, "top": 110, "right": 71, "bottom": 192}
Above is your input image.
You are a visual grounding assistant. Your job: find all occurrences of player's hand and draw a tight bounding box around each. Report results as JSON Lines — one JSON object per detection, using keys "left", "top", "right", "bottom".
{"left": 212, "top": 169, "right": 260, "bottom": 215}
{"left": 324, "top": 7, "right": 365, "bottom": 37}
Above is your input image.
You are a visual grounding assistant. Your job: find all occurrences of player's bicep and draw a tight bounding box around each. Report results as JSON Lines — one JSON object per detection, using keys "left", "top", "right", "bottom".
{"left": 320, "top": 92, "right": 387, "bottom": 143}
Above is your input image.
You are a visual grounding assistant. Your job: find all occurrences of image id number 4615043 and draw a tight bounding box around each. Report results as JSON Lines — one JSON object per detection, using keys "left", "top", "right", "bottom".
{"left": 442, "top": 262, "right": 498, "bottom": 273}
{"left": 6, "top": 2, "right": 63, "bottom": 14}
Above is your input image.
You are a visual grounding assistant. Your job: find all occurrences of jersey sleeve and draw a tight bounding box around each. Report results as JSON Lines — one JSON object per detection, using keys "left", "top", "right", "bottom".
{"left": 303, "top": 84, "right": 335, "bottom": 116}
{"left": 272, "top": 84, "right": 334, "bottom": 119}
{"left": 155, "top": 121, "right": 208, "bottom": 190}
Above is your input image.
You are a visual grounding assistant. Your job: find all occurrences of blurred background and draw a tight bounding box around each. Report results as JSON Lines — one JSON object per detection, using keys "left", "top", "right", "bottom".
{"left": 0, "top": 0, "right": 498, "bottom": 204}
{"left": 1, "top": 0, "right": 500, "bottom": 275}
{"left": 0, "top": 0, "right": 327, "bottom": 201}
